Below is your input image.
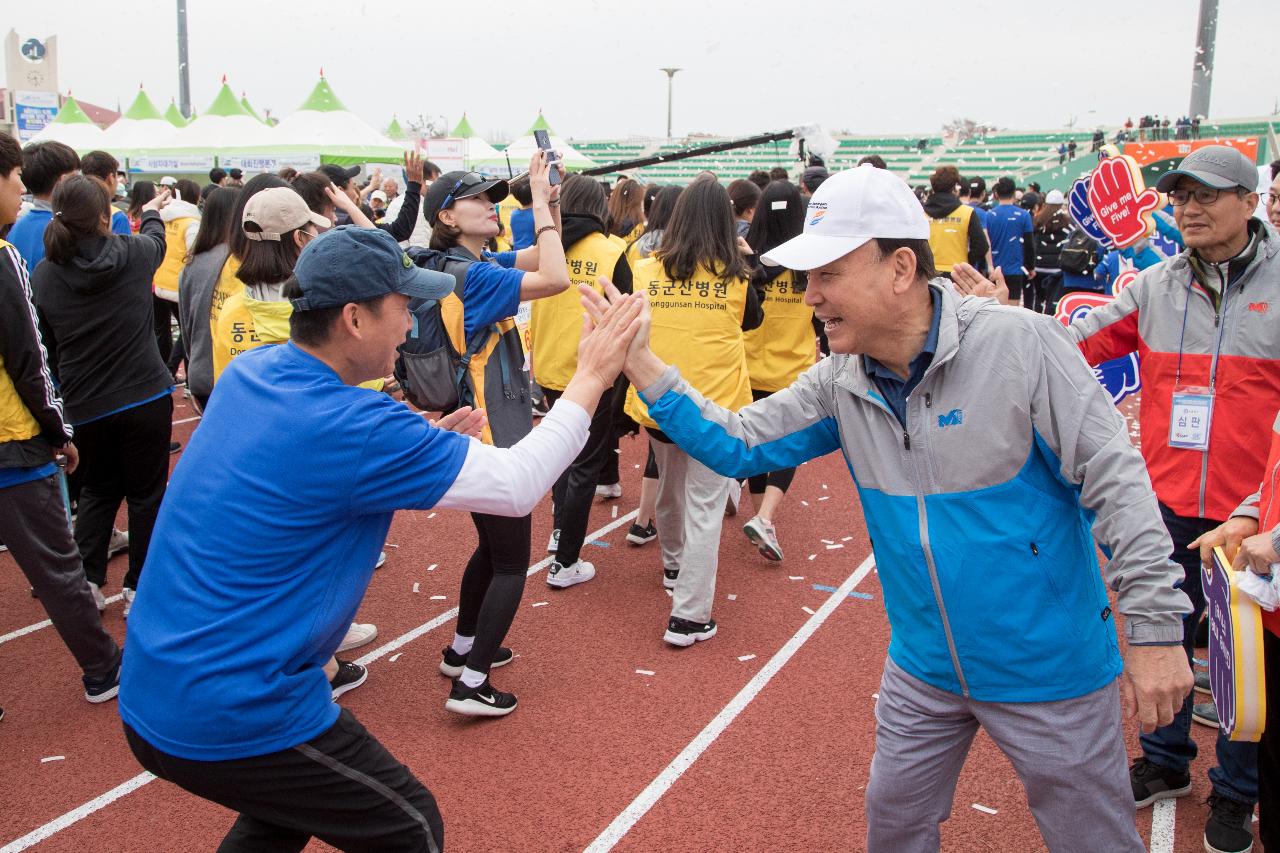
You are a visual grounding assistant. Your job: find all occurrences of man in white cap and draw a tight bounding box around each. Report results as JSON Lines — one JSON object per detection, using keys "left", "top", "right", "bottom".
{"left": 594, "top": 163, "right": 1193, "bottom": 851}
{"left": 1072, "top": 143, "right": 1279, "bottom": 853}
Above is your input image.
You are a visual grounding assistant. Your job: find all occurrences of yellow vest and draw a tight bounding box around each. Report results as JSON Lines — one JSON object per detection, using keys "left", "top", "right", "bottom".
{"left": 237, "top": 293, "right": 385, "bottom": 392}
{"left": 624, "top": 257, "right": 751, "bottom": 430}
{"left": 928, "top": 203, "right": 974, "bottom": 272}
{"left": 153, "top": 216, "right": 197, "bottom": 300}
{"left": 0, "top": 238, "right": 43, "bottom": 444}
{"left": 495, "top": 201, "right": 522, "bottom": 254}
{"left": 530, "top": 232, "right": 625, "bottom": 392}
{"left": 438, "top": 293, "right": 520, "bottom": 447}
{"left": 743, "top": 270, "right": 816, "bottom": 392}
{"left": 211, "top": 288, "right": 261, "bottom": 382}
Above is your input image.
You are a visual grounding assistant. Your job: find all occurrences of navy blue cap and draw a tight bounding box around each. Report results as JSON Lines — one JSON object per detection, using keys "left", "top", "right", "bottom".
{"left": 290, "top": 226, "right": 455, "bottom": 312}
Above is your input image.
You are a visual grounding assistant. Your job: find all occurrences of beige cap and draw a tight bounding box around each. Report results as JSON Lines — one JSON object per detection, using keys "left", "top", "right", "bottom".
{"left": 242, "top": 187, "right": 331, "bottom": 242}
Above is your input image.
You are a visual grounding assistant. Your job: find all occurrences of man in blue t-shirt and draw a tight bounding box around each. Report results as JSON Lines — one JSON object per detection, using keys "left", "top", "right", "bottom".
{"left": 985, "top": 177, "right": 1036, "bottom": 308}
{"left": 7, "top": 140, "right": 81, "bottom": 271}
{"left": 117, "top": 225, "right": 641, "bottom": 850}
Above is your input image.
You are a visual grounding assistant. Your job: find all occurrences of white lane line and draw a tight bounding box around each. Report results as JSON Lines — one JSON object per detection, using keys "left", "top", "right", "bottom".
{"left": 0, "top": 595, "right": 124, "bottom": 647}
{"left": 1148, "top": 799, "right": 1176, "bottom": 853}
{"left": 583, "top": 552, "right": 876, "bottom": 853}
{"left": 0, "top": 510, "right": 639, "bottom": 850}
{"left": 0, "top": 772, "right": 156, "bottom": 852}
{"left": 172, "top": 415, "right": 201, "bottom": 426}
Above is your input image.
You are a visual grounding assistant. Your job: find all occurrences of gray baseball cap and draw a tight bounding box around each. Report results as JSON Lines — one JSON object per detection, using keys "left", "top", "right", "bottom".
{"left": 1156, "top": 145, "right": 1258, "bottom": 193}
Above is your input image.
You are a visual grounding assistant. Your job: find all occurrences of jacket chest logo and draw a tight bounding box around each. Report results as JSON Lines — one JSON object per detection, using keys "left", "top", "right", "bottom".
{"left": 937, "top": 409, "right": 964, "bottom": 428}
{"left": 1248, "top": 302, "right": 1270, "bottom": 314}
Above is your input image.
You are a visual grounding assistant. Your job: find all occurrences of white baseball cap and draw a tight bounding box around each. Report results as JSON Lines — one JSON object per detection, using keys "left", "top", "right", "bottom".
{"left": 762, "top": 164, "right": 929, "bottom": 269}
{"left": 159, "top": 176, "right": 178, "bottom": 187}
{"left": 1044, "top": 189, "right": 1066, "bottom": 205}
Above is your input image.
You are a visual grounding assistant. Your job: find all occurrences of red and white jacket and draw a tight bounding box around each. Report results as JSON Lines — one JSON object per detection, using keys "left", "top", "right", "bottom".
{"left": 1233, "top": 410, "right": 1280, "bottom": 636}
{"left": 1070, "top": 221, "right": 1280, "bottom": 522}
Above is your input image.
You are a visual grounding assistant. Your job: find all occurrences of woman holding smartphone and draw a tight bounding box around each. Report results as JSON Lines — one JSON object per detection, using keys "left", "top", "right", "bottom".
{"left": 419, "top": 150, "right": 572, "bottom": 716}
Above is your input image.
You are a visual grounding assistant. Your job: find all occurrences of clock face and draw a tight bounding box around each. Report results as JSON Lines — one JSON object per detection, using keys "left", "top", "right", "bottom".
{"left": 26, "top": 70, "right": 46, "bottom": 87}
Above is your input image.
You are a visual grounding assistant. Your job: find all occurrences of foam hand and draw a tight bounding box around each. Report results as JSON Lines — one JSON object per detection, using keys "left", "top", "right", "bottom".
{"left": 1068, "top": 177, "right": 1113, "bottom": 248}
{"left": 1087, "top": 156, "right": 1161, "bottom": 248}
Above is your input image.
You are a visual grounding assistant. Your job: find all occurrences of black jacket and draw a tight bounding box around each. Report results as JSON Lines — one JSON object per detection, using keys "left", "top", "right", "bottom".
{"left": 32, "top": 212, "right": 174, "bottom": 425}
{"left": 924, "top": 192, "right": 990, "bottom": 268}
{"left": 336, "top": 182, "right": 421, "bottom": 242}
{"left": 0, "top": 240, "right": 72, "bottom": 468}
{"left": 1033, "top": 213, "right": 1072, "bottom": 273}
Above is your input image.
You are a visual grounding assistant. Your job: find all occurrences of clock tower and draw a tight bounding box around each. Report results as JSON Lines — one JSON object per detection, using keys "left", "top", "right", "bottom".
{"left": 4, "top": 29, "right": 60, "bottom": 140}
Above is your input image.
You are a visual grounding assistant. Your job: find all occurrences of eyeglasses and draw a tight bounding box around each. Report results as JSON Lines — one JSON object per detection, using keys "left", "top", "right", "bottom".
{"left": 440, "top": 173, "right": 487, "bottom": 212}
{"left": 1167, "top": 186, "right": 1243, "bottom": 206}
{"left": 1265, "top": 192, "right": 1280, "bottom": 206}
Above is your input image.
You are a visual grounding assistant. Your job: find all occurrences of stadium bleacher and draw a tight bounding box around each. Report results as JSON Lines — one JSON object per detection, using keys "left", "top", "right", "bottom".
{"left": 564, "top": 117, "right": 1278, "bottom": 190}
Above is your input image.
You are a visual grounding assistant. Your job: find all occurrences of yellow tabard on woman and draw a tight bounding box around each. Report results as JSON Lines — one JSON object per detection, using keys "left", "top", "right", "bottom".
{"left": 743, "top": 269, "right": 815, "bottom": 392}
{"left": 153, "top": 217, "right": 197, "bottom": 300}
{"left": 624, "top": 256, "right": 751, "bottom": 430}
{"left": 530, "top": 232, "right": 625, "bottom": 392}
{"left": 209, "top": 257, "right": 250, "bottom": 381}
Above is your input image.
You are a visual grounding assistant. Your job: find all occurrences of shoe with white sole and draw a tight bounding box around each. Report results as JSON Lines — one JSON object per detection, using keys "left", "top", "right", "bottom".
{"left": 546, "top": 529, "right": 560, "bottom": 553}
{"left": 439, "top": 646, "right": 513, "bottom": 678}
{"left": 122, "top": 587, "right": 136, "bottom": 619}
{"left": 664, "top": 616, "right": 717, "bottom": 647}
{"left": 547, "top": 559, "right": 596, "bottom": 589}
{"left": 725, "top": 479, "right": 742, "bottom": 517}
{"left": 84, "top": 658, "right": 122, "bottom": 704}
{"left": 108, "top": 528, "right": 129, "bottom": 558}
{"left": 87, "top": 582, "right": 107, "bottom": 612}
{"left": 743, "top": 516, "right": 783, "bottom": 561}
{"left": 595, "top": 483, "right": 622, "bottom": 500}
{"left": 445, "top": 678, "right": 517, "bottom": 717}
{"left": 626, "top": 522, "right": 657, "bottom": 546}
{"left": 337, "top": 623, "right": 378, "bottom": 653}
{"left": 330, "top": 661, "right": 367, "bottom": 699}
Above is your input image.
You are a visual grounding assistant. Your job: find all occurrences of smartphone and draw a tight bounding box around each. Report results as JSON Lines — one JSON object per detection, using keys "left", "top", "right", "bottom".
{"left": 533, "top": 129, "right": 561, "bottom": 186}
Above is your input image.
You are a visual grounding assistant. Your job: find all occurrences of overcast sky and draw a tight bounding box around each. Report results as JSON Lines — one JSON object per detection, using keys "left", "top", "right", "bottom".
{"left": 6, "top": 0, "right": 1277, "bottom": 142}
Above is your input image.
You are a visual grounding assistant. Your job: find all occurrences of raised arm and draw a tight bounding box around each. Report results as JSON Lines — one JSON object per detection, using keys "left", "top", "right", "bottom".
{"left": 512, "top": 152, "right": 570, "bottom": 299}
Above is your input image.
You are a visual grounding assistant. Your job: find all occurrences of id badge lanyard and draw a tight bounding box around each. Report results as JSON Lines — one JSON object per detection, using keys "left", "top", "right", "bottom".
{"left": 1169, "top": 274, "right": 1225, "bottom": 452}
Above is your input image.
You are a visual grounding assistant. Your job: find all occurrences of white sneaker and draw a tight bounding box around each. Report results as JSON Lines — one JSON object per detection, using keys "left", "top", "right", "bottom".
{"left": 546, "top": 559, "right": 596, "bottom": 589}
{"left": 743, "top": 516, "right": 783, "bottom": 561}
{"left": 546, "top": 529, "right": 560, "bottom": 553}
{"left": 107, "top": 528, "right": 129, "bottom": 558}
{"left": 374, "top": 551, "right": 387, "bottom": 569}
{"left": 337, "top": 622, "right": 378, "bottom": 653}
{"left": 87, "top": 582, "right": 107, "bottom": 612}
{"left": 725, "top": 479, "right": 742, "bottom": 517}
{"left": 122, "top": 587, "right": 136, "bottom": 618}
{"left": 595, "top": 483, "right": 622, "bottom": 500}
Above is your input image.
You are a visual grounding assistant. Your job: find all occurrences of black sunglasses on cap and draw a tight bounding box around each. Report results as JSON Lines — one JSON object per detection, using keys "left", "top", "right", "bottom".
{"left": 441, "top": 173, "right": 489, "bottom": 211}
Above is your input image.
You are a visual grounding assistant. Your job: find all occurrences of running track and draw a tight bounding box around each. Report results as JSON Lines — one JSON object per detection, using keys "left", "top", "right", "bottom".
{"left": 0, "top": 391, "right": 1241, "bottom": 851}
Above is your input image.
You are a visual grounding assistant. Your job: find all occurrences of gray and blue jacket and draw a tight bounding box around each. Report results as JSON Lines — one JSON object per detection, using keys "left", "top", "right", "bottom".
{"left": 639, "top": 282, "right": 1190, "bottom": 702}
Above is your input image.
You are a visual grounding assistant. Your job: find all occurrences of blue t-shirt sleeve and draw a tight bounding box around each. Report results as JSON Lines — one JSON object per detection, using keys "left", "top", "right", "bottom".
{"left": 348, "top": 398, "right": 471, "bottom": 513}
{"left": 481, "top": 250, "right": 519, "bottom": 269}
{"left": 110, "top": 210, "right": 132, "bottom": 236}
{"left": 461, "top": 262, "right": 523, "bottom": 337}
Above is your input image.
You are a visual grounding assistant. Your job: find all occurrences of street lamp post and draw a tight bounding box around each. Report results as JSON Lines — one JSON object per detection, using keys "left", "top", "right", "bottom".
{"left": 660, "top": 67, "right": 681, "bottom": 139}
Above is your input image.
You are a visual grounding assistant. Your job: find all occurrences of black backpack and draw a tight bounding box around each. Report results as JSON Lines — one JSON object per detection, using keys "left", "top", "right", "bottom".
{"left": 1059, "top": 229, "right": 1100, "bottom": 276}
{"left": 394, "top": 248, "right": 499, "bottom": 413}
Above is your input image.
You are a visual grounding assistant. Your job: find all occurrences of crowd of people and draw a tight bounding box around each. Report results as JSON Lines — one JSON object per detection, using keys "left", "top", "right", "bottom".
{"left": 1, "top": 124, "right": 1280, "bottom": 852}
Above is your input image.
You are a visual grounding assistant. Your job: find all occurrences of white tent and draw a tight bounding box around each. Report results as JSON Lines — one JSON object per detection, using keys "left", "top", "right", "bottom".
{"left": 267, "top": 76, "right": 405, "bottom": 162}
{"left": 100, "top": 88, "right": 176, "bottom": 155}
{"left": 27, "top": 96, "right": 106, "bottom": 152}
{"left": 476, "top": 113, "right": 596, "bottom": 175}
{"left": 155, "top": 81, "right": 278, "bottom": 152}
{"left": 449, "top": 114, "right": 505, "bottom": 171}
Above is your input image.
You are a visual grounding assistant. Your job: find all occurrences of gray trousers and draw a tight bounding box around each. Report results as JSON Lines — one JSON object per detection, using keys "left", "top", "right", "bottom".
{"left": 866, "top": 657, "right": 1143, "bottom": 853}
{"left": 650, "top": 439, "right": 730, "bottom": 624}
{"left": 0, "top": 473, "right": 120, "bottom": 682}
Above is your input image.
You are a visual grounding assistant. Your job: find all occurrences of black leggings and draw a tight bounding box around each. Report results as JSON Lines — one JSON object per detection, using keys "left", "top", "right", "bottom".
{"left": 542, "top": 384, "right": 616, "bottom": 567}
{"left": 455, "top": 511, "right": 531, "bottom": 675}
{"left": 745, "top": 389, "right": 796, "bottom": 496}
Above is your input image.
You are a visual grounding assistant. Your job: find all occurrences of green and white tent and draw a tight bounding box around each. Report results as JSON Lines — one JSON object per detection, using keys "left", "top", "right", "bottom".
{"left": 385, "top": 115, "right": 408, "bottom": 142}
{"left": 160, "top": 80, "right": 278, "bottom": 152}
{"left": 28, "top": 95, "right": 106, "bottom": 152}
{"left": 240, "top": 93, "right": 267, "bottom": 124}
{"left": 475, "top": 112, "right": 595, "bottom": 175}
{"left": 451, "top": 113, "right": 504, "bottom": 171}
{"left": 266, "top": 75, "right": 405, "bottom": 166}
{"left": 163, "top": 100, "right": 189, "bottom": 128}
{"left": 101, "top": 87, "right": 176, "bottom": 154}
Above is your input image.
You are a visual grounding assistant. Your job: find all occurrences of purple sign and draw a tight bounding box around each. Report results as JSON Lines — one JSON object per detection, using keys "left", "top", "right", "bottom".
{"left": 1202, "top": 547, "right": 1266, "bottom": 741}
